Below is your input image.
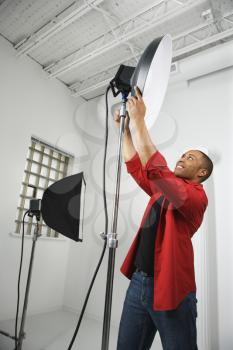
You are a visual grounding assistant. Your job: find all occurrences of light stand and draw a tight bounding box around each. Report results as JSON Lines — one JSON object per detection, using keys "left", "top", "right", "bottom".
{"left": 101, "top": 34, "right": 172, "bottom": 350}
{"left": 0, "top": 201, "right": 41, "bottom": 350}
{"left": 1, "top": 174, "right": 85, "bottom": 349}
{"left": 101, "top": 92, "right": 128, "bottom": 350}
{"left": 17, "top": 202, "right": 41, "bottom": 350}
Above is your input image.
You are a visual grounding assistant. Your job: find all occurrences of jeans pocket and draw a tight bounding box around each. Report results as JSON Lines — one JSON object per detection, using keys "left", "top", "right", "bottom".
{"left": 187, "top": 293, "right": 198, "bottom": 318}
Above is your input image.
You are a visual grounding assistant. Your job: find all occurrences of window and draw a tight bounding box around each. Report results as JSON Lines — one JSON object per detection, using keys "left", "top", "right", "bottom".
{"left": 15, "top": 137, "right": 73, "bottom": 238}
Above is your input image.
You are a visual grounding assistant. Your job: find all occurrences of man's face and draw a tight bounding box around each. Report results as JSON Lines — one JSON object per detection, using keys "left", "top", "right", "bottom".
{"left": 174, "top": 150, "right": 206, "bottom": 182}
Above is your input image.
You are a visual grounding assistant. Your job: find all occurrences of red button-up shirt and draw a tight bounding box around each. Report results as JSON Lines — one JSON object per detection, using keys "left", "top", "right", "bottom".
{"left": 120, "top": 150, "right": 208, "bottom": 311}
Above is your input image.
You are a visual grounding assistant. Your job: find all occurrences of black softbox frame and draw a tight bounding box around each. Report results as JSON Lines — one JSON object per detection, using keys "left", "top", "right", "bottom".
{"left": 41, "top": 172, "right": 85, "bottom": 242}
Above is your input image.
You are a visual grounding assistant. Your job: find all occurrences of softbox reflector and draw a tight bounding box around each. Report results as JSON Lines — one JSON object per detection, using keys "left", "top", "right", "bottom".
{"left": 131, "top": 34, "right": 172, "bottom": 129}
{"left": 41, "top": 173, "right": 85, "bottom": 242}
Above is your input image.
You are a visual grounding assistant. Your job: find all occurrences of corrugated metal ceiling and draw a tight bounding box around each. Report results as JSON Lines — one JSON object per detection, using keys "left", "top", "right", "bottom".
{"left": 0, "top": 0, "right": 232, "bottom": 100}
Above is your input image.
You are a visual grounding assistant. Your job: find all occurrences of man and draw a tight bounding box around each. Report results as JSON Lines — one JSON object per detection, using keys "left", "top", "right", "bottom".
{"left": 114, "top": 87, "right": 213, "bottom": 350}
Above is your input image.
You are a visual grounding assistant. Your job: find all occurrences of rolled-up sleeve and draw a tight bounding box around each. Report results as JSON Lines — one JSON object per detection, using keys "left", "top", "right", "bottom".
{"left": 144, "top": 151, "right": 208, "bottom": 228}
{"left": 125, "top": 152, "right": 155, "bottom": 197}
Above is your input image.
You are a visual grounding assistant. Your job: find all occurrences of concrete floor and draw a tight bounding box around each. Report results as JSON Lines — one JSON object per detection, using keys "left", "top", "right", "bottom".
{"left": 0, "top": 309, "right": 163, "bottom": 350}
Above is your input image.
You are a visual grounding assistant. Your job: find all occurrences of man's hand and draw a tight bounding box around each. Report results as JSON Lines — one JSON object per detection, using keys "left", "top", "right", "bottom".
{"left": 127, "top": 86, "right": 146, "bottom": 128}
{"left": 114, "top": 109, "right": 130, "bottom": 131}
{"left": 113, "top": 109, "right": 137, "bottom": 162}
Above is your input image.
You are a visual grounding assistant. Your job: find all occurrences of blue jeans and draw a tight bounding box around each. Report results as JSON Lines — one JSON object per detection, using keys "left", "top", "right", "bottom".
{"left": 117, "top": 271, "right": 198, "bottom": 350}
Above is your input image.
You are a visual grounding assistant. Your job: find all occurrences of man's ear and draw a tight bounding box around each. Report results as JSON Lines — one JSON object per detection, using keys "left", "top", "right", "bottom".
{"left": 198, "top": 168, "right": 208, "bottom": 178}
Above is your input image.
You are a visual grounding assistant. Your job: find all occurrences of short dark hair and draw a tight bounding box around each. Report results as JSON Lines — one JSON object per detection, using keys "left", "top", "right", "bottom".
{"left": 197, "top": 151, "right": 213, "bottom": 183}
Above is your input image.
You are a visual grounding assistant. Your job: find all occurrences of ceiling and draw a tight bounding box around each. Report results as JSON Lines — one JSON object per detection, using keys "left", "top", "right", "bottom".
{"left": 0, "top": 0, "right": 232, "bottom": 100}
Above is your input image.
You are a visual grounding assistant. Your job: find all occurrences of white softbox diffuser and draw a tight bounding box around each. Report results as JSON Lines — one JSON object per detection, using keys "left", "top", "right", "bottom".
{"left": 131, "top": 34, "right": 173, "bottom": 129}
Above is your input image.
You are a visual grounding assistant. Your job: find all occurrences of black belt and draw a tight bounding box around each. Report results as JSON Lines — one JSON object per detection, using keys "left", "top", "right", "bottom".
{"left": 135, "top": 267, "right": 153, "bottom": 277}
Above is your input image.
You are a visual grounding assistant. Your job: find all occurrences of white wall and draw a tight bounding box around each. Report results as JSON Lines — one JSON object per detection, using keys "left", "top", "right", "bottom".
{"left": 164, "top": 70, "right": 233, "bottom": 350}
{"left": 0, "top": 33, "right": 232, "bottom": 350}
{"left": 0, "top": 36, "right": 80, "bottom": 320}
{"left": 63, "top": 52, "right": 233, "bottom": 350}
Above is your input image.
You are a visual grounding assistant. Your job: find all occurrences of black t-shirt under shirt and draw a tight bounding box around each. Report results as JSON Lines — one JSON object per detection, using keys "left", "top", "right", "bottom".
{"left": 134, "top": 195, "right": 165, "bottom": 276}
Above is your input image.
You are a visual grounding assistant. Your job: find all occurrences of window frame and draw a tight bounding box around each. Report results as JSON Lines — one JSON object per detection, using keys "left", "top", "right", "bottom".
{"left": 15, "top": 136, "right": 74, "bottom": 238}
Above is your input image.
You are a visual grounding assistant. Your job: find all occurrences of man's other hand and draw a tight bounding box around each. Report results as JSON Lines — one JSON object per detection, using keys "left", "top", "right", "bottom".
{"left": 114, "top": 109, "right": 130, "bottom": 131}
{"left": 127, "top": 86, "right": 146, "bottom": 128}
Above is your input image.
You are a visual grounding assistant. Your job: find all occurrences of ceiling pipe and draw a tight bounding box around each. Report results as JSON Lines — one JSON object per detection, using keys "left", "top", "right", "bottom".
{"left": 14, "top": 0, "right": 104, "bottom": 56}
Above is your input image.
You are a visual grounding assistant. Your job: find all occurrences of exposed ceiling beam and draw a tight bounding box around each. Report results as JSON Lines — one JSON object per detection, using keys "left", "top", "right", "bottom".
{"left": 224, "top": 16, "right": 233, "bottom": 25}
{"left": 171, "top": 0, "right": 185, "bottom": 5}
{"left": 208, "top": 0, "right": 224, "bottom": 32}
{"left": 70, "top": 20, "right": 214, "bottom": 95}
{"left": 45, "top": 0, "right": 206, "bottom": 78}
{"left": 70, "top": 21, "right": 212, "bottom": 94}
{"left": 71, "top": 15, "right": 233, "bottom": 97}
{"left": 173, "top": 25, "right": 233, "bottom": 56}
{"left": 84, "top": 0, "right": 139, "bottom": 63}
{"left": 71, "top": 78, "right": 110, "bottom": 96}
{"left": 14, "top": 0, "right": 104, "bottom": 56}
{"left": 69, "top": 55, "right": 137, "bottom": 91}
{"left": 45, "top": 0, "right": 167, "bottom": 76}
{"left": 69, "top": 55, "right": 137, "bottom": 95}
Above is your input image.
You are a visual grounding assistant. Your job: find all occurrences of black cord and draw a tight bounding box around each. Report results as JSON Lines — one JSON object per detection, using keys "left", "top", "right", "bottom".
{"left": 67, "top": 85, "right": 111, "bottom": 350}
{"left": 15, "top": 210, "right": 29, "bottom": 350}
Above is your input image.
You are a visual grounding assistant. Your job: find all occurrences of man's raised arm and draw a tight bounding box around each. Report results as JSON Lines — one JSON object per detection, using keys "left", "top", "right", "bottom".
{"left": 127, "top": 87, "right": 157, "bottom": 166}
{"left": 114, "top": 110, "right": 154, "bottom": 197}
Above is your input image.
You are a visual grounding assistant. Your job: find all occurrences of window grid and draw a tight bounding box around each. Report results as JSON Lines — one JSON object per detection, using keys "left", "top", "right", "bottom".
{"left": 15, "top": 138, "right": 71, "bottom": 238}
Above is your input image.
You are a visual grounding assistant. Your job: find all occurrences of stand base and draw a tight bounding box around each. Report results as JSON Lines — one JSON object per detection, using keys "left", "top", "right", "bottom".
{"left": 0, "top": 329, "right": 17, "bottom": 341}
